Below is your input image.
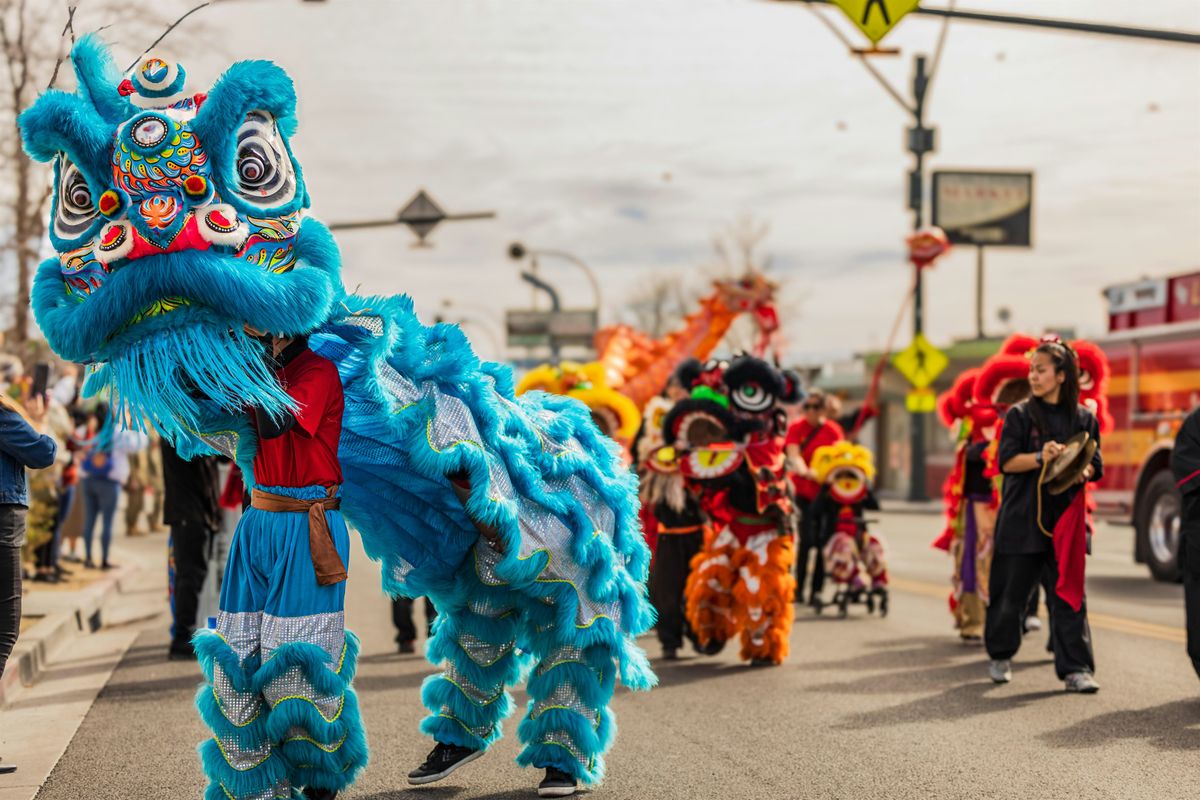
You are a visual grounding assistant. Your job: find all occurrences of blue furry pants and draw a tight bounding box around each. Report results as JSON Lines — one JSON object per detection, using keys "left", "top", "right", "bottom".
{"left": 421, "top": 543, "right": 618, "bottom": 785}
{"left": 192, "top": 485, "right": 367, "bottom": 800}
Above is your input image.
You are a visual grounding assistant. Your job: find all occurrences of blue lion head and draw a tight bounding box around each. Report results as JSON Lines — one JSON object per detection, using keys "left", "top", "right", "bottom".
{"left": 20, "top": 36, "right": 344, "bottom": 438}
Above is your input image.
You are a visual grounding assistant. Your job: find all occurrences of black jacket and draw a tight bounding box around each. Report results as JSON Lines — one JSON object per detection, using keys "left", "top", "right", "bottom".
{"left": 1170, "top": 407, "right": 1200, "bottom": 574}
{"left": 160, "top": 440, "right": 222, "bottom": 531}
{"left": 993, "top": 398, "right": 1103, "bottom": 555}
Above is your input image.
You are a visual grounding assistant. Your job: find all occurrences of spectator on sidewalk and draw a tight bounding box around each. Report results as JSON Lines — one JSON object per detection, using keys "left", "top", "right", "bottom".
{"left": 59, "top": 407, "right": 94, "bottom": 563}
{"left": 0, "top": 391, "right": 58, "bottom": 774}
{"left": 79, "top": 407, "right": 148, "bottom": 570}
{"left": 29, "top": 394, "right": 74, "bottom": 583}
{"left": 160, "top": 440, "right": 221, "bottom": 660}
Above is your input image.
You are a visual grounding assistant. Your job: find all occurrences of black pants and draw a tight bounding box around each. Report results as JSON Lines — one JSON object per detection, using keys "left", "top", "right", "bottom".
{"left": 393, "top": 597, "right": 437, "bottom": 642}
{"left": 171, "top": 521, "right": 212, "bottom": 648}
{"left": 1181, "top": 524, "right": 1200, "bottom": 679}
{"left": 0, "top": 545, "right": 19, "bottom": 679}
{"left": 795, "top": 500, "right": 824, "bottom": 600}
{"left": 985, "top": 550, "right": 1094, "bottom": 678}
{"left": 649, "top": 530, "right": 703, "bottom": 650}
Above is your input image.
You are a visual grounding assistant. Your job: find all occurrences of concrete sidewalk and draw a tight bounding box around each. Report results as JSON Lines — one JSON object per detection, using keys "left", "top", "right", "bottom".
{"left": 2, "top": 531, "right": 166, "bottom": 709}
{"left": 0, "top": 530, "right": 170, "bottom": 800}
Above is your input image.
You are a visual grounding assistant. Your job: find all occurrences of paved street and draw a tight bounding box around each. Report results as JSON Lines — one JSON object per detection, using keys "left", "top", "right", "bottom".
{"left": 8, "top": 511, "right": 1199, "bottom": 800}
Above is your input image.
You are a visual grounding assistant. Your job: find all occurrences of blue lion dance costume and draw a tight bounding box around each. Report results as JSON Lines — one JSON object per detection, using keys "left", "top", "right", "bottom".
{"left": 22, "top": 37, "right": 654, "bottom": 799}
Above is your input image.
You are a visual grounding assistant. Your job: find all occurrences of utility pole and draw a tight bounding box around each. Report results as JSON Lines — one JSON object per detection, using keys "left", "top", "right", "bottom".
{"left": 907, "top": 54, "right": 934, "bottom": 501}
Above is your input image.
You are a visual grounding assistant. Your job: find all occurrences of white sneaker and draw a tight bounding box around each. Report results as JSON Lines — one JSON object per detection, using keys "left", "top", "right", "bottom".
{"left": 1064, "top": 671, "right": 1100, "bottom": 693}
{"left": 1023, "top": 615, "right": 1043, "bottom": 633}
{"left": 988, "top": 659, "right": 1012, "bottom": 684}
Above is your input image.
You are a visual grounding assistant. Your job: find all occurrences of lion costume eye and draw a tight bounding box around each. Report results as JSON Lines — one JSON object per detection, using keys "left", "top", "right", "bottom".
{"left": 732, "top": 381, "right": 772, "bottom": 412}
{"left": 233, "top": 110, "right": 295, "bottom": 207}
{"left": 54, "top": 157, "right": 97, "bottom": 240}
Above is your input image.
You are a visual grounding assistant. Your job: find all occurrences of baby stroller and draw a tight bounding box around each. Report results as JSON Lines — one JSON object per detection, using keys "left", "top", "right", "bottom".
{"left": 808, "top": 442, "right": 889, "bottom": 618}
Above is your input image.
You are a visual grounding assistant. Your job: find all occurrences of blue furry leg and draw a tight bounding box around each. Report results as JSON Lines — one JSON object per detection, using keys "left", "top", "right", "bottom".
{"left": 260, "top": 631, "right": 369, "bottom": 792}
{"left": 420, "top": 568, "right": 523, "bottom": 751}
{"left": 515, "top": 606, "right": 619, "bottom": 786}
{"left": 193, "top": 628, "right": 292, "bottom": 800}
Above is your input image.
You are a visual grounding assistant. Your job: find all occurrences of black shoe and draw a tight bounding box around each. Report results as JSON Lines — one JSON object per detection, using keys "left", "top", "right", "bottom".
{"left": 749, "top": 657, "right": 776, "bottom": 667}
{"left": 302, "top": 788, "right": 337, "bottom": 800}
{"left": 538, "top": 767, "right": 578, "bottom": 798}
{"left": 55, "top": 565, "right": 73, "bottom": 577}
{"left": 83, "top": 559, "right": 96, "bottom": 569}
{"left": 398, "top": 639, "right": 416, "bottom": 654}
{"left": 101, "top": 561, "right": 116, "bottom": 571}
{"left": 0, "top": 759, "right": 15, "bottom": 775}
{"left": 32, "top": 572, "right": 60, "bottom": 583}
{"left": 407, "top": 742, "right": 483, "bottom": 785}
{"left": 700, "top": 638, "right": 726, "bottom": 656}
{"left": 661, "top": 647, "right": 679, "bottom": 661}
{"left": 168, "top": 641, "right": 195, "bottom": 661}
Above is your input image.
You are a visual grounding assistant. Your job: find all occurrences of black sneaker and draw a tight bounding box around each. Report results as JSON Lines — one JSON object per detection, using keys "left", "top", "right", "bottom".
{"left": 398, "top": 639, "right": 416, "bottom": 654}
{"left": 0, "top": 758, "right": 15, "bottom": 775}
{"left": 661, "top": 647, "right": 678, "bottom": 661}
{"left": 538, "top": 767, "right": 578, "bottom": 798}
{"left": 407, "top": 742, "right": 483, "bottom": 785}
{"left": 302, "top": 788, "right": 336, "bottom": 800}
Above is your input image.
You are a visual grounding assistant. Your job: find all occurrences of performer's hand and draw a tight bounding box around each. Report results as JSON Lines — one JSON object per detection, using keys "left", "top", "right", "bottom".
{"left": 1077, "top": 464, "right": 1095, "bottom": 485}
{"left": 1042, "top": 441, "right": 1065, "bottom": 462}
{"left": 480, "top": 527, "right": 505, "bottom": 555}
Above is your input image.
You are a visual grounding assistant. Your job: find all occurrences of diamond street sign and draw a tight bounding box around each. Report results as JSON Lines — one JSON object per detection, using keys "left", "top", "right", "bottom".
{"left": 397, "top": 190, "right": 447, "bottom": 244}
{"left": 892, "top": 334, "right": 948, "bottom": 390}
{"left": 831, "top": 0, "right": 921, "bottom": 45}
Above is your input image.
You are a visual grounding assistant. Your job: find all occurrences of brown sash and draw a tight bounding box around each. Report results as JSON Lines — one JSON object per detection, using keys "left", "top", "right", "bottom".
{"left": 250, "top": 486, "right": 347, "bottom": 586}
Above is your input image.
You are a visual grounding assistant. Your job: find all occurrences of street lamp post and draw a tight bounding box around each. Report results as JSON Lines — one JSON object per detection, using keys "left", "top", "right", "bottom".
{"left": 508, "top": 243, "right": 602, "bottom": 316}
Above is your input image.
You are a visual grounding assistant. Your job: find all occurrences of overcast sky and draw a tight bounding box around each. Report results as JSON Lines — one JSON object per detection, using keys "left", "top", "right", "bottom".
{"left": 61, "top": 0, "right": 1200, "bottom": 361}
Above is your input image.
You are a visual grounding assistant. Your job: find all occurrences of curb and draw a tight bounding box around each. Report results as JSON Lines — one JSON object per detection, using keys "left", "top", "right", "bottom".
{"left": 0, "top": 560, "right": 144, "bottom": 709}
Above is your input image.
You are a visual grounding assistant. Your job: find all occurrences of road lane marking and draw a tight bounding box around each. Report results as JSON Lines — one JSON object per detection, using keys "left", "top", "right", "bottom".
{"left": 888, "top": 577, "right": 1187, "bottom": 644}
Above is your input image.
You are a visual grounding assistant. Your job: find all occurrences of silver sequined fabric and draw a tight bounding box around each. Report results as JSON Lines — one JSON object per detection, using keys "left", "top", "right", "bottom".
{"left": 340, "top": 314, "right": 384, "bottom": 336}
{"left": 467, "top": 593, "right": 514, "bottom": 619}
{"left": 198, "top": 431, "right": 238, "bottom": 460}
{"left": 531, "top": 682, "right": 598, "bottom": 726}
{"left": 428, "top": 389, "right": 483, "bottom": 451}
{"left": 439, "top": 706, "right": 494, "bottom": 739}
{"left": 262, "top": 665, "right": 343, "bottom": 721}
{"left": 456, "top": 632, "right": 514, "bottom": 667}
{"left": 390, "top": 559, "right": 415, "bottom": 585}
{"left": 217, "top": 611, "right": 263, "bottom": 662}
{"left": 212, "top": 662, "right": 263, "bottom": 727}
{"left": 260, "top": 612, "right": 345, "bottom": 664}
{"left": 443, "top": 662, "right": 504, "bottom": 706}
{"left": 215, "top": 735, "right": 272, "bottom": 772}
{"left": 376, "top": 363, "right": 422, "bottom": 408}
{"left": 541, "top": 730, "right": 589, "bottom": 767}
{"left": 474, "top": 543, "right": 506, "bottom": 587}
{"left": 535, "top": 645, "right": 585, "bottom": 676}
{"left": 221, "top": 779, "right": 292, "bottom": 800}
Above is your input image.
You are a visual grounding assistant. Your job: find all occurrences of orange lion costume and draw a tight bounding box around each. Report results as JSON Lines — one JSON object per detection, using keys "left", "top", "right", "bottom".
{"left": 660, "top": 355, "right": 801, "bottom": 665}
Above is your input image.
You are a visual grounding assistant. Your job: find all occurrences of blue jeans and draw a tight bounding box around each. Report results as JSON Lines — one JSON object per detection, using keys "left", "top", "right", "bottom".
{"left": 81, "top": 477, "right": 120, "bottom": 564}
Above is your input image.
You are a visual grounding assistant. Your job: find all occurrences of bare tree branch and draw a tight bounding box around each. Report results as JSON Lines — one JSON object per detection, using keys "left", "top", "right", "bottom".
{"left": 46, "top": 4, "right": 76, "bottom": 89}
{"left": 126, "top": 1, "right": 208, "bottom": 71}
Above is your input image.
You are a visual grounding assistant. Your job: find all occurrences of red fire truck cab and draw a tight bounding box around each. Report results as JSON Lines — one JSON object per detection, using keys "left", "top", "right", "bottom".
{"left": 1096, "top": 270, "right": 1200, "bottom": 582}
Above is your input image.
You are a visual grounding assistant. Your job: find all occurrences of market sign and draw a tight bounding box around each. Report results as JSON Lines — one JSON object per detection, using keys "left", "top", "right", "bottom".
{"left": 831, "top": 0, "right": 921, "bottom": 45}
{"left": 931, "top": 170, "right": 1033, "bottom": 247}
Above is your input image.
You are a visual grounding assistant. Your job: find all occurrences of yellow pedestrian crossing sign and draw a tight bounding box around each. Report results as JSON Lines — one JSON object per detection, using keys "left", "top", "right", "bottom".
{"left": 905, "top": 387, "right": 937, "bottom": 414}
{"left": 831, "top": 0, "right": 921, "bottom": 45}
{"left": 892, "top": 334, "right": 948, "bottom": 389}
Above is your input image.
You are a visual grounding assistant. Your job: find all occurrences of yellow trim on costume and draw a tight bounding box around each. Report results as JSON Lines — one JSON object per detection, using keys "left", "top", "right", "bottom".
{"left": 425, "top": 418, "right": 484, "bottom": 453}
{"left": 283, "top": 732, "right": 349, "bottom": 752}
{"left": 268, "top": 693, "right": 346, "bottom": 723}
{"left": 443, "top": 676, "right": 505, "bottom": 706}
{"left": 438, "top": 712, "right": 495, "bottom": 739}
{"left": 212, "top": 736, "right": 273, "bottom": 772}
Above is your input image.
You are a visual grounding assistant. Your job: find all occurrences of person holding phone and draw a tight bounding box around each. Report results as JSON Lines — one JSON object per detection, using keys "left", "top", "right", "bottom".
{"left": 0, "top": 390, "right": 58, "bottom": 774}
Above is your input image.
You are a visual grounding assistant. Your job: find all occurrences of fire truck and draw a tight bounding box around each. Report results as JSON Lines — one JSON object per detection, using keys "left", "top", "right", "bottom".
{"left": 1096, "top": 270, "right": 1200, "bottom": 582}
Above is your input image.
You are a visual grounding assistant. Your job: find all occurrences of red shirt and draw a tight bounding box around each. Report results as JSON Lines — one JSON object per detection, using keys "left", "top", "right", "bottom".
{"left": 785, "top": 418, "right": 844, "bottom": 501}
{"left": 252, "top": 348, "right": 344, "bottom": 489}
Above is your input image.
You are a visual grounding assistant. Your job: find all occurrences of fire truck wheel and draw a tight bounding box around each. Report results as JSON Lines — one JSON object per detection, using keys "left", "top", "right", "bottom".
{"left": 1136, "top": 471, "right": 1183, "bottom": 583}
